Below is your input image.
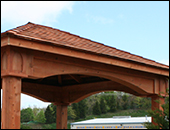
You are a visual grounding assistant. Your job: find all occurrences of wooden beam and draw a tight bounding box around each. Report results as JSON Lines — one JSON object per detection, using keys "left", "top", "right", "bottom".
{"left": 58, "top": 75, "right": 62, "bottom": 85}
{"left": 69, "top": 74, "right": 82, "bottom": 83}
{"left": 22, "top": 82, "right": 62, "bottom": 102}
{"left": 7, "top": 37, "right": 169, "bottom": 77}
{"left": 65, "top": 80, "right": 149, "bottom": 103}
{"left": 21, "top": 80, "right": 152, "bottom": 104}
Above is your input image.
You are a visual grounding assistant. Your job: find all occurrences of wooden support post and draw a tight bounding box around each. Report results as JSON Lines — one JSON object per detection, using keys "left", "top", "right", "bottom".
{"left": 1, "top": 76, "right": 21, "bottom": 129}
{"left": 56, "top": 104, "right": 68, "bottom": 129}
{"left": 151, "top": 95, "right": 165, "bottom": 125}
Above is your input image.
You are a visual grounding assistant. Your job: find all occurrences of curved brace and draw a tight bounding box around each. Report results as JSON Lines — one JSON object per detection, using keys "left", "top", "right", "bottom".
{"left": 66, "top": 80, "right": 151, "bottom": 103}
{"left": 32, "top": 57, "right": 156, "bottom": 95}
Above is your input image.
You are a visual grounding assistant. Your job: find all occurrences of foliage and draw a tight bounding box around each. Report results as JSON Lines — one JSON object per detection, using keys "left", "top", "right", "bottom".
{"left": 34, "top": 110, "right": 46, "bottom": 124}
{"left": 71, "top": 99, "right": 87, "bottom": 119}
{"left": 134, "top": 97, "right": 143, "bottom": 109}
{"left": 72, "top": 103, "right": 79, "bottom": 120}
{"left": 144, "top": 88, "right": 169, "bottom": 129}
{"left": 99, "top": 96, "right": 107, "bottom": 114}
{"left": 68, "top": 106, "right": 76, "bottom": 120}
{"left": 50, "top": 103, "right": 57, "bottom": 123}
{"left": 85, "top": 94, "right": 100, "bottom": 115}
{"left": 109, "top": 94, "right": 117, "bottom": 112}
{"left": 32, "top": 105, "right": 41, "bottom": 117}
{"left": 21, "top": 107, "right": 34, "bottom": 123}
{"left": 122, "top": 94, "right": 129, "bottom": 110}
{"left": 45, "top": 105, "right": 54, "bottom": 124}
{"left": 92, "top": 101, "right": 101, "bottom": 115}
{"left": 78, "top": 99, "right": 87, "bottom": 119}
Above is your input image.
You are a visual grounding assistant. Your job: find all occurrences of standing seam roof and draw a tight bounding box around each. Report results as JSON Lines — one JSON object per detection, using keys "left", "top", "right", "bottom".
{"left": 1, "top": 22, "right": 169, "bottom": 69}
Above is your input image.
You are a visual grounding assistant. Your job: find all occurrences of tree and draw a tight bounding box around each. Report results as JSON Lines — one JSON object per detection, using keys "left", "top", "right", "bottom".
{"left": 85, "top": 94, "right": 100, "bottom": 115}
{"left": 45, "top": 105, "right": 54, "bottom": 124}
{"left": 34, "top": 110, "right": 46, "bottom": 124}
{"left": 92, "top": 101, "right": 101, "bottom": 115}
{"left": 99, "top": 96, "right": 107, "bottom": 114}
{"left": 72, "top": 103, "right": 79, "bottom": 120}
{"left": 78, "top": 99, "right": 87, "bottom": 119}
{"left": 67, "top": 106, "right": 76, "bottom": 120}
{"left": 109, "top": 94, "right": 117, "bottom": 112}
{"left": 122, "top": 94, "right": 129, "bottom": 110}
{"left": 144, "top": 88, "right": 169, "bottom": 129}
{"left": 21, "top": 107, "right": 34, "bottom": 123}
{"left": 49, "top": 103, "right": 57, "bottom": 123}
{"left": 32, "top": 105, "right": 41, "bottom": 117}
{"left": 134, "top": 97, "right": 143, "bottom": 109}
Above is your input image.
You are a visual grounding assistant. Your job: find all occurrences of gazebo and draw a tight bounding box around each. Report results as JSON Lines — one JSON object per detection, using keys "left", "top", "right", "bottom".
{"left": 1, "top": 22, "right": 169, "bottom": 129}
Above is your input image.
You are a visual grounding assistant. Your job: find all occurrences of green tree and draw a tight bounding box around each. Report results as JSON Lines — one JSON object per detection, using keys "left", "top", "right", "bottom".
{"left": 34, "top": 110, "right": 46, "bottom": 123}
{"left": 99, "top": 96, "right": 107, "bottom": 114}
{"left": 134, "top": 97, "right": 143, "bottom": 109}
{"left": 140, "top": 97, "right": 151, "bottom": 109}
{"left": 122, "top": 94, "right": 129, "bottom": 110}
{"left": 45, "top": 105, "right": 54, "bottom": 124}
{"left": 109, "top": 94, "right": 117, "bottom": 112}
{"left": 32, "top": 105, "right": 40, "bottom": 118}
{"left": 92, "top": 101, "right": 101, "bottom": 115}
{"left": 21, "top": 107, "right": 34, "bottom": 123}
{"left": 72, "top": 103, "right": 79, "bottom": 120}
{"left": 67, "top": 106, "right": 76, "bottom": 120}
{"left": 85, "top": 94, "right": 100, "bottom": 115}
{"left": 78, "top": 99, "right": 87, "bottom": 119}
{"left": 144, "top": 88, "right": 169, "bottom": 129}
{"left": 49, "top": 103, "right": 57, "bottom": 123}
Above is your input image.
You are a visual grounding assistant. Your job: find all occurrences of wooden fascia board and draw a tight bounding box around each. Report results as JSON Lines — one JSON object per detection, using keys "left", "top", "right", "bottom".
{"left": 1, "top": 36, "right": 169, "bottom": 77}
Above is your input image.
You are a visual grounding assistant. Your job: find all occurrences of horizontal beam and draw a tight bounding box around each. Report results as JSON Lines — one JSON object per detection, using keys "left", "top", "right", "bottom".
{"left": 3, "top": 37, "right": 169, "bottom": 77}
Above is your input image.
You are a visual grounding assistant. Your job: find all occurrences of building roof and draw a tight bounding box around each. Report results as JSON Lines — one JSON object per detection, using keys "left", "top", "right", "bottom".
{"left": 1, "top": 22, "right": 169, "bottom": 69}
{"left": 70, "top": 117, "right": 151, "bottom": 125}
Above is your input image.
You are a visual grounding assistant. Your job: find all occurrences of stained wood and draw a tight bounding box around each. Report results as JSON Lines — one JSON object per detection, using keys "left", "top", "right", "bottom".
{"left": 1, "top": 77, "right": 21, "bottom": 129}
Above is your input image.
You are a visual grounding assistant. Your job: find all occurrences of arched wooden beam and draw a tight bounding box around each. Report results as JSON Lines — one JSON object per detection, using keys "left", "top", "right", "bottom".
{"left": 21, "top": 80, "right": 150, "bottom": 104}
{"left": 64, "top": 80, "right": 150, "bottom": 103}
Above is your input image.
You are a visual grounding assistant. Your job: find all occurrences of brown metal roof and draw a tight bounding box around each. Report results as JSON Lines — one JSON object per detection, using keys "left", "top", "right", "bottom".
{"left": 1, "top": 22, "right": 169, "bottom": 69}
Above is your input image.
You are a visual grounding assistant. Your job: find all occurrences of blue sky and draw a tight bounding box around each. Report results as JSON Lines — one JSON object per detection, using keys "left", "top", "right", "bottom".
{"left": 1, "top": 1, "right": 169, "bottom": 109}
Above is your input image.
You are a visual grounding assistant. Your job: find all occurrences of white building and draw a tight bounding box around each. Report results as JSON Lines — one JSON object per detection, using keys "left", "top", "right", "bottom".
{"left": 70, "top": 116, "right": 151, "bottom": 129}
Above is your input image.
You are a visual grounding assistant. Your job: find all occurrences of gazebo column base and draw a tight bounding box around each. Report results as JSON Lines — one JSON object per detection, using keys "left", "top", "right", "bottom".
{"left": 1, "top": 76, "right": 21, "bottom": 129}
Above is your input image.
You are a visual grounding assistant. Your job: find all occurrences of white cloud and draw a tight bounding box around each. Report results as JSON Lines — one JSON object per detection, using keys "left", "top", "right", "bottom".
{"left": 1, "top": 1, "right": 75, "bottom": 26}
{"left": 86, "top": 14, "right": 114, "bottom": 24}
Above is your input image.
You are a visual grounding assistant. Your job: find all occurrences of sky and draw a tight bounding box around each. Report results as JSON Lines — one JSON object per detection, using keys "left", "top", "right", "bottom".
{"left": 1, "top": 1, "right": 169, "bottom": 109}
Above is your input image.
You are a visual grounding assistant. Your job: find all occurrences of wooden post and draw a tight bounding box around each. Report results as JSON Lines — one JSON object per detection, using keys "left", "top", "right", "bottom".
{"left": 1, "top": 76, "right": 21, "bottom": 129}
{"left": 56, "top": 104, "right": 68, "bottom": 129}
{"left": 151, "top": 95, "right": 165, "bottom": 125}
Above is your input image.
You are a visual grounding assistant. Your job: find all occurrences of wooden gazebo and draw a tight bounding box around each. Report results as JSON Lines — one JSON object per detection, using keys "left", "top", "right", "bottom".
{"left": 1, "top": 22, "right": 169, "bottom": 129}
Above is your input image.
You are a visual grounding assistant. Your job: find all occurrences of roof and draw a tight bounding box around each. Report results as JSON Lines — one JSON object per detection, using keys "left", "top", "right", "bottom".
{"left": 1, "top": 22, "right": 169, "bottom": 69}
{"left": 70, "top": 117, "right": 151, "bottom": 125}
